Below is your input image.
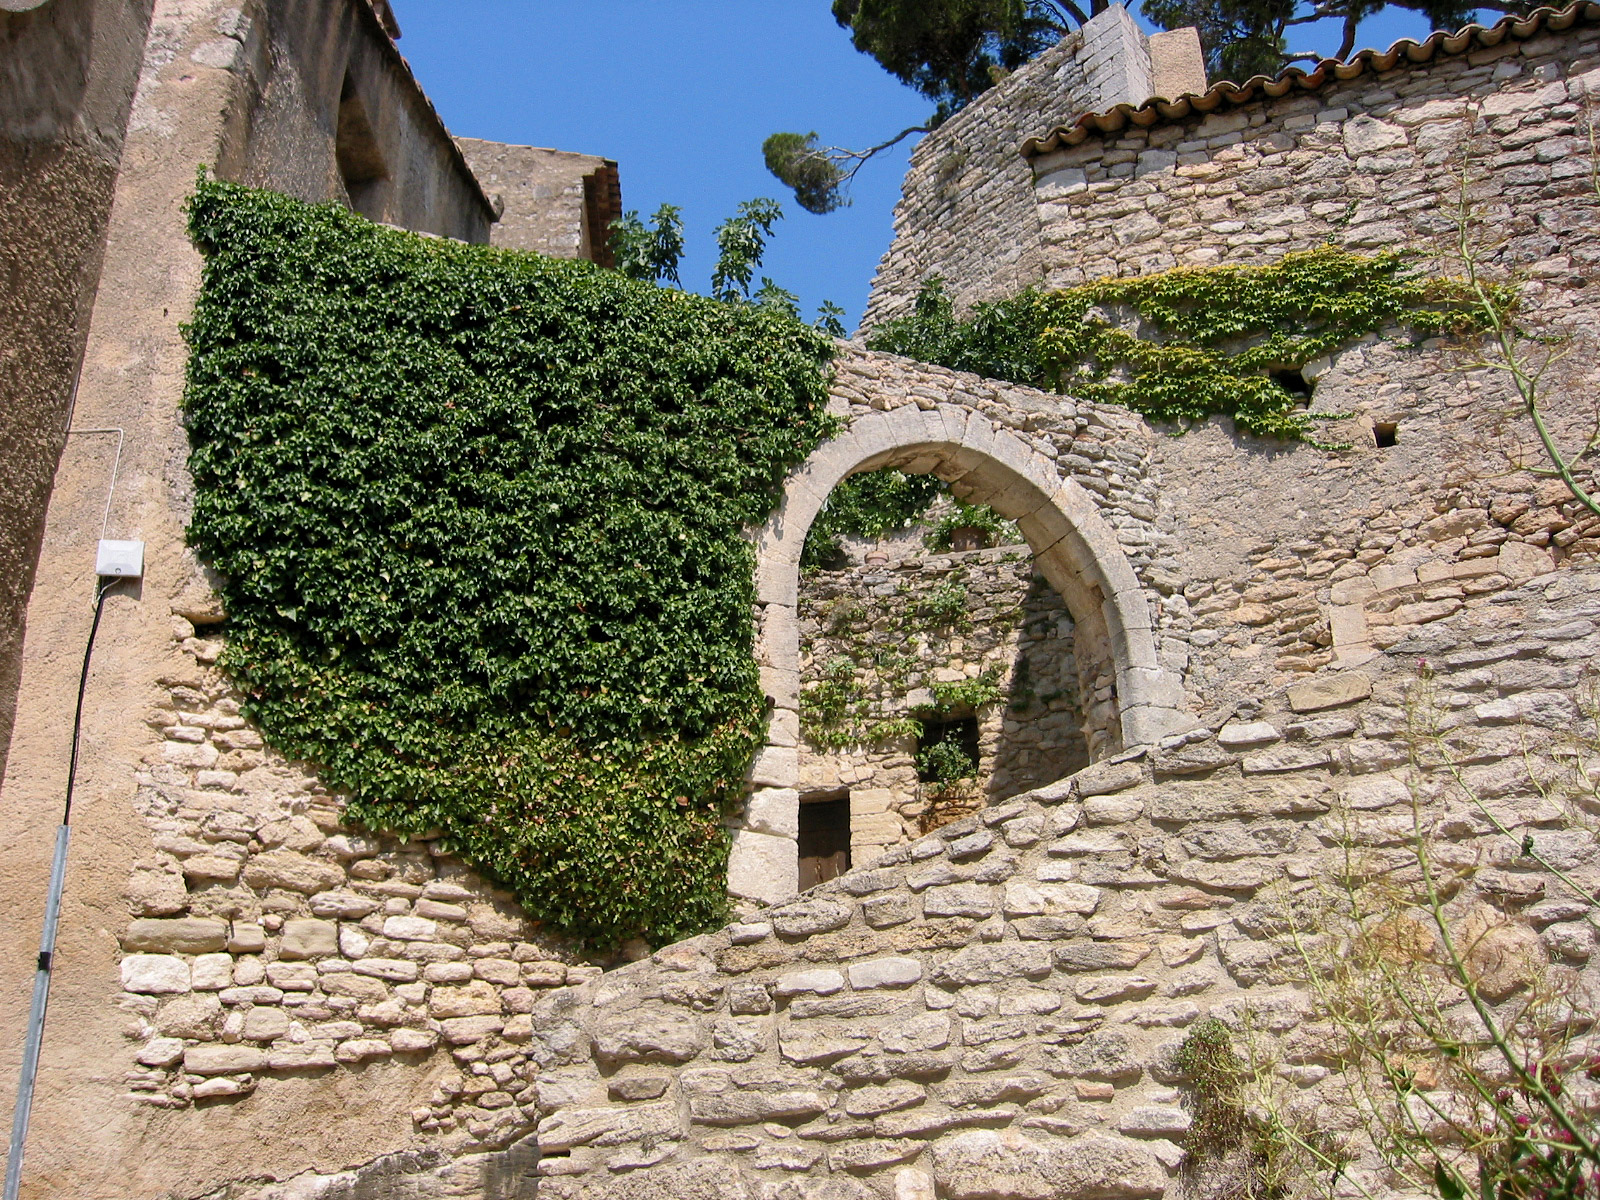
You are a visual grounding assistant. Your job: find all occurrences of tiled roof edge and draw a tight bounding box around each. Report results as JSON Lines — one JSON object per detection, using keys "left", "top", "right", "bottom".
{"left": 1021, "top": 1, "right": 1600, "bottom": 157}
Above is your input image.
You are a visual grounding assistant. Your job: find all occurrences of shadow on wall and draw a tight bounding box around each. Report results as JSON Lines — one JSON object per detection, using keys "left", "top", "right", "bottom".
{"left": 989, "top": 573, "right": 1091, "bottom": 799}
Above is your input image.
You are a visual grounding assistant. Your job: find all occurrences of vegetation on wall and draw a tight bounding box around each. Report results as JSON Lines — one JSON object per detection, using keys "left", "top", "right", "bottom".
{"left": 800, "top": 567, "right": 1013, "bottom": 750}
{"left": 182, "top": 177, "right": 835, "bottom": 947}
{"left": 802, "top": 469, "right": 946, "bottom": 566}
{"left": 868, "top": 250, "right": 1490, "bottom": 442}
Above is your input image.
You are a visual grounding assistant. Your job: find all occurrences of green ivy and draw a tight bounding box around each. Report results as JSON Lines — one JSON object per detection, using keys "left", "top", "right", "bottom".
{"left": 868, "top": 250, "right": 1489, "bottom": 442}
{"left": 801, "top": 468, "right": 945, "bottom": 567}
{"left": 182, "top": 177, "right": 835, "bottom": 947}
{"left": 924, "top": 498, "right": 1020, "bottom": 552}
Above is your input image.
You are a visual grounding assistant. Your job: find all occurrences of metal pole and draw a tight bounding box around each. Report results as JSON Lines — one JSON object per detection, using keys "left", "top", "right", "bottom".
{"left": 4, "top": 824, "right": 71, "bottom": 1200}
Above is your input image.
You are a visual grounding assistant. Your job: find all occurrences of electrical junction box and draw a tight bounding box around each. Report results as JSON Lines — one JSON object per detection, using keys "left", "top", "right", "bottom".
{"left": 95, "top": 539, "right": 144, "bottom": 579}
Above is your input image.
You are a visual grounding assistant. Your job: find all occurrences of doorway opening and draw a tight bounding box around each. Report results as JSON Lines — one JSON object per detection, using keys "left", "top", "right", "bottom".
{"left": 797, "top": 790, "right": 851, "bottom": 890}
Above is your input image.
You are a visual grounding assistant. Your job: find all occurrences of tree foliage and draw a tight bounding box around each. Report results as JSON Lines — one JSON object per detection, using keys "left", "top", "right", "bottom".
{"left": 802, "top": 468, "right": 946, "bottom": 567}
{"left": 183, "top": 176, "right": 836, "bottom": 947}
{"left": 832, "top": 0, "right": 1081, "bottom": 115}
{"left": 1143, "top": 0, "right": 1486, "bottom": 81}
{"left": 610, "top": 202, "right": 685, "bottom": 286}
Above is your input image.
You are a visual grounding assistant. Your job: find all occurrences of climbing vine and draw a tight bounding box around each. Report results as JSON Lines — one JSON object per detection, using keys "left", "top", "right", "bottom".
{"left": 182, "top": 177, "right": 835, "bottom": 947}
{"left": 868, "top": 249, "right": 1492, "bottom": 441}
{"left": 800, "top": 566, "right": 1014, "bottom": 750}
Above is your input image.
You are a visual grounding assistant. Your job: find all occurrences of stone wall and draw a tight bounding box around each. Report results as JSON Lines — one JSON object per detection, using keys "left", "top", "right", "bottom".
{"left": 1005, "top": 9, "right": 1600, "bottom": 719}
{"left": 234, "top": 0, "right": 495, "bottom": 241}
{"left": 260, "top": 560, "right": 1591, "bottom": 1200}
{"left": 797, "top": 548, "right": 1093, "bottom": 863}
{"left": 457, "top": 138, "right": 621, "bottom": 264}
{"left": 859, "top": 6, "right": 1206, "bottom": 332}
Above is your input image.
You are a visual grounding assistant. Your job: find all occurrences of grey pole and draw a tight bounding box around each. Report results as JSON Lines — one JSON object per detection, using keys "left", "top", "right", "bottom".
{"left": 4, "top": 823, "right": 71, "bottom": 1200}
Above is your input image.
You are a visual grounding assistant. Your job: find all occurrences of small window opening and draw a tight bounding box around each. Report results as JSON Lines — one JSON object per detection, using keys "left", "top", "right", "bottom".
{"left": 336, "top": 73, "right": 387, "bottom": 219}
{"left": 915, "top": 716, "right": 980, "bottom": 785}
{"left": 1271, "top": 369, "right": 1311, "bottom": 398}
{"left": 798, "top": 791, "right": 851, "bottom": 891}
{"left": 1373, "top": 421, "right": 1399, "bottom": 448}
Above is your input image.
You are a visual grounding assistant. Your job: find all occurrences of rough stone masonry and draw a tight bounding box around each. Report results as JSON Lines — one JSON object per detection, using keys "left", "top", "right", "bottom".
{"left": 0, "top": 0, "right": 1597, "bottom": 1197}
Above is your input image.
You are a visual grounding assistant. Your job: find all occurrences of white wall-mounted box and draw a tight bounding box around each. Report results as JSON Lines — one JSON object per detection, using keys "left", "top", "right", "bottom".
{"left": 95, "top": 539, "right": 144, "bottom": 579}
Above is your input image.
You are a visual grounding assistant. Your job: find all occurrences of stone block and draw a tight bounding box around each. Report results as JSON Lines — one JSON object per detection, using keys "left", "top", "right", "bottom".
{"left": 135, "top": 1037, "right": 185, "bottom": 1068}
{"left": 726, "top": 828, "right": 798, "bottom": 905}
{"left": 122, "top": 918, "right": 228, "bottom": 954}
{"left": 774, "top": 968, "right": 845, "bottom": 997}
{"left": 242, "top": 1006, "right": 290, "bottom": 1042}
{"left": 184, "top": 1044, "right": 267, "bottom": 1075}
{"left": 1068, "top": 761, "right": 1145, "bottom": 800}
{"left": 241, "top": 850, "right": 344, "bottom": 894}
{"left": 191, "top": 953, "right": 233, "bottom": 991}
{"left": 930, "top": 943, "right": 1052, "bottom": 986}
{"left": 593, "top": 1006, "right": 705, "bottom": 1063}
{"left": 1217, "top": 721, "right": 1280, "bottom": 748}
{"left": 923, "top": 884, "right": 995, "bottom": 918}
{"left": 848, "top": 957, "right": 922, "bottom": 990}
{"left": 743, "top": 787, "right": 798, "bottom": 839}
{"left": 931, "top": 1129, "right": 1165, "bottom": 1200}
{"left": 440, "top": 1015, "right": 504, "bottom": 1045}
{"left": 121, "top": 954, "right": 190, "bottom": 995}
{"left": 1286, "top": 672, "right": 1371, "bottom": 712}
{"left": 770, "top": 897, "right": 852, "bottom": 938}
{"left": 1119, "top": 1105, "right": 1193, "bottom": 1137}
{"left": 279, "top": 918, "right": 338, "bottom": 959}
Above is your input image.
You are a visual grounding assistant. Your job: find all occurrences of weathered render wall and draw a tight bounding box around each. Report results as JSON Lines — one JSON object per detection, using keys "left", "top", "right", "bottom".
{"left": 457, "top": 138, "right": 621, "bottom": 263}
{"left": 0, "top": 0, "right": 514, "bottom": 1194}
{"left": 0, "top": 0, "right": 153, "bottom": 788}
{"left": 797, "top": 550, "right": 1092, "bottom": 862}
{"left": 859, "top": 6, "right": 1206, "bottom": 331}
{"left": 233, "top": 0, "right": 494, "bottom": 239}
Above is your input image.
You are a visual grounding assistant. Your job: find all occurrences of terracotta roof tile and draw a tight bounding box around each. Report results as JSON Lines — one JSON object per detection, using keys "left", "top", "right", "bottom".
{"left": 1021, "top": 1, "right": 1600, "bottom": 157}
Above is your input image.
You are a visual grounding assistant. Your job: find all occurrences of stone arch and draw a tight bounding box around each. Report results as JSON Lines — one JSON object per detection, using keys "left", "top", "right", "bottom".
{"left": 731, "top": 403, "right": 1189, "bottom": 903}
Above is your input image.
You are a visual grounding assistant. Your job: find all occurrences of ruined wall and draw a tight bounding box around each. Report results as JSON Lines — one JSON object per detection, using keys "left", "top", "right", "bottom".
{"left": 215, "top": 560, "right": 1597, "bottom": 1200}
{"left": 797, "top": 549, "right": 1092, "bottom": 864}
{"left": 859, "top": 6, "right": 1206, "bottom": 331}
{"left": 1020, "top": 8, "right": 1600, "bottom": 719}
{"left": 0, "top": 0, "right": 153, "bottom": 787}
{"left": 456, "top": 138, "right": 621, "bottom": 264}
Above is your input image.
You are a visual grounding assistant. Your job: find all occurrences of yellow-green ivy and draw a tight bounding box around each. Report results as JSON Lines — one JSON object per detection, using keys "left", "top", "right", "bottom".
{"left": 868, "top": 248, "right": 1491, "bottom": 442}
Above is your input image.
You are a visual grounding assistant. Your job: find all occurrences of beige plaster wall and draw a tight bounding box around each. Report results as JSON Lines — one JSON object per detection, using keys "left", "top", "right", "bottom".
{"left": 0, "top": 0, "right": 154, "bottom": 788}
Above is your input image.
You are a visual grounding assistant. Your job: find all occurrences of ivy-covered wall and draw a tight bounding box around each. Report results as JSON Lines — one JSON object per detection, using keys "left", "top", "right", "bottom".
{"left": 797, "top": 545, "right": 1096, "bottom": 861}
{"left": 183, "top": 178, "right": 835, "bottom": 947}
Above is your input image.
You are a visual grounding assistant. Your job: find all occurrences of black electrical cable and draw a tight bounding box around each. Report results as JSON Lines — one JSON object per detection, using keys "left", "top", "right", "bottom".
{"left": 61, "top": 580, "right": 116, "bottom": 827}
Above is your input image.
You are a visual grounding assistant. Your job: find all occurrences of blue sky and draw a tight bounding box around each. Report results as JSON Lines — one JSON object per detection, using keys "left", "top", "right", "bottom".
{"left": 389, "top": 2, "right": 1491, "bottom": 330}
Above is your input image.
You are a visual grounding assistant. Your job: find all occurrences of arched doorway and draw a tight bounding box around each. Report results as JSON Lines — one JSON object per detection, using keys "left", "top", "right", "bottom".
{"left": 731, "top": 403, "right": 1188, "bottom": 904}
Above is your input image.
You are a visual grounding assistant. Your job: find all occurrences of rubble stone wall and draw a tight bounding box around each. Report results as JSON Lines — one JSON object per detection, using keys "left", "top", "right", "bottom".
{"left": 217, "top": 561, "right": 1600, "bottom": 1199}
{"left": 456, "top": 138, "right": 620, "bottom": 263}
{"left": 796, "top": 550, "right": 1094, "bottom": 861}
{"left": 859, "top": 6, "right": 1195, "bottom": 332}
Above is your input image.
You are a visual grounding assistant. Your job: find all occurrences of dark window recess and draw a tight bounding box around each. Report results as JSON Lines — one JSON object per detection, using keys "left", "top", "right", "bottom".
{"left": 336, "top": 74, "right": 387, "bottom": 220}
{"left": 1271, "top": 369, "right": 1311, "bottom": 397}
{"left": 915, "top": 716, "right": 980, "bottom": 784}
{"left": 798, "top": 792, "right": 851, "bottom": 891}
{"left": 1374, "top": 421, "right": 1399, "bottom": 447}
